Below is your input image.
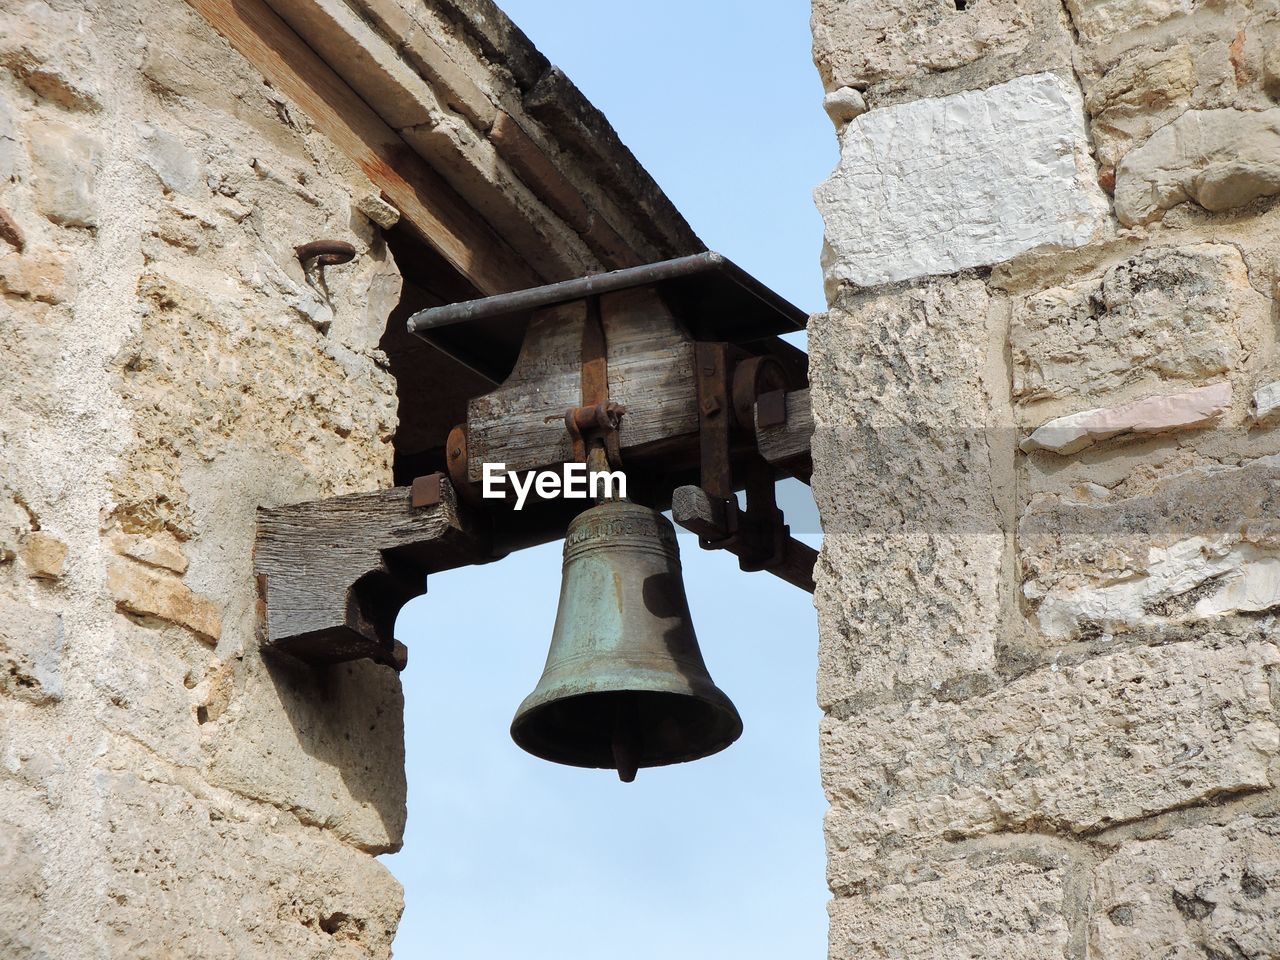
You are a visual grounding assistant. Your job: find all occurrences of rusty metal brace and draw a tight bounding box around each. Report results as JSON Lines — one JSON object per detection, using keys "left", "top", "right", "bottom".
{"left": 565, "top": 296, "right": 626, "bottom": 469}
{"left": 682, "top": 343, "right": 815, "bottom": 591}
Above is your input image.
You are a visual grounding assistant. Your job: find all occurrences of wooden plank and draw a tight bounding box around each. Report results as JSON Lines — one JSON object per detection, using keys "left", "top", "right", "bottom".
{"left": 670, "top": 485, "right": 817, "bottom": 593}
{"left": 756, "top": 387, "right": 813, "bottom": 464}
{"left": 254, "top": 479, "right": 493, "bottom": 667}
{"left": 186, "top": 0, "right": 540, "bottom": 295}
{"left": 465, "top": 286, "right": 699, "bottom": 481}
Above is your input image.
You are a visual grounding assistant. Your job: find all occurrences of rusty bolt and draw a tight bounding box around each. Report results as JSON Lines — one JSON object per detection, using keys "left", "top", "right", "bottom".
{"left": 295, "top": 240, "right": 356, "bottom": 266}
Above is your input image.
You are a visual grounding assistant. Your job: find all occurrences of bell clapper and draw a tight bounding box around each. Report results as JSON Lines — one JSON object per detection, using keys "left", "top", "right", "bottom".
{"left": 611, "top": 699, "right": 640, "bottom": 783}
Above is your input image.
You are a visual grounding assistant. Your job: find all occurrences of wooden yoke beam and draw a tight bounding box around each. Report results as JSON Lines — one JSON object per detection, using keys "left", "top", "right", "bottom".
{"left": 254, "top": 476, "right": 495, "bottom": 670}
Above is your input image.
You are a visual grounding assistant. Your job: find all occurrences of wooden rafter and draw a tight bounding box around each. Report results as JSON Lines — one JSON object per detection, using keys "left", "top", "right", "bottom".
{"left": 186, "top": 0, "right": 541, "bottom": 296}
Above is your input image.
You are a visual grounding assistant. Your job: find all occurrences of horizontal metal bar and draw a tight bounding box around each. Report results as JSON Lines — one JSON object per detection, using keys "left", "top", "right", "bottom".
{"left": 406, "top": 250, "right": 806, "bottom": 336}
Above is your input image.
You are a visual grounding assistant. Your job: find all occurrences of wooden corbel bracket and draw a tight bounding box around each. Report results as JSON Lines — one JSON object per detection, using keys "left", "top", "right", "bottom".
{"left": 253, "top": 474, "right": 495, "bottom": 670}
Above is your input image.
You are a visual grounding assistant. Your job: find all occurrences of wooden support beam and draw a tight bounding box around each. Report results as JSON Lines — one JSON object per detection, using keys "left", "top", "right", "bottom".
{"left": 254, "top": 477, "right": 495, "bottom": 668}
{"left": 186, "top": 0, "right": 541, "bottom": 296}
{"left": 671, "top": 485, "right": 817, "bottom": 593}
{"left": 756, "top": 387, "right": 813, "bottom": 482}
{"left": 465, "top": 287, "right": 699, "bottom": 481}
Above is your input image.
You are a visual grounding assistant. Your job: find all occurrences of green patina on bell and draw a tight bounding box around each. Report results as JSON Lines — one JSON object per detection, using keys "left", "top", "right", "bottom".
{"left": 510, "top": 498, "right": 742, "bottom": 782}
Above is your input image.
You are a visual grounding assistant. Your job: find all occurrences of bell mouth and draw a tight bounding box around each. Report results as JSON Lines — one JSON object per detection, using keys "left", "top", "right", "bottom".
{"left": 511, "top": 688, "right": 743, "bottom": 775}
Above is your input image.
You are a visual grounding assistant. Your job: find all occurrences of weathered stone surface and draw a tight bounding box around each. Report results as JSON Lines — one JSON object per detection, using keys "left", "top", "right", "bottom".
{"left": 1065, "top": 0, "right": 1194, "bottom": 44}
{"left": 27, "top": 119, "right": 100, "bottom": 228}
{"left": 356, "top": 193, "right": 400, "bottom": 229}
{"left": 829, "top": 850, "right": 1074, "bottom": 956}
{"left": 96, "top": 772, "right": 402, "bottom": 959}
{"left": 110, "top": 529, "right": 188, "bottom": 574}
{"left": 1020, "top": 382, "right": 1231, "bottom": 455}
{"left": 18, "top": 532, "right": 66, "bottom": 579}
{"left": 1114, "top": 108, "right": 1280, "bottom": 225}
{"left": 203, "top": 656, "right": 407, "bottom": 854}
{"left": 1020, "top": 457, "right": 1280, "bottom": 640}
{"left": 93, "top": 626, "right": 205, "bottom": 767}
{"left": 1011, "top": 244, "right": 1247, "bottom": 404}
{"left": 0, "top": 601, "right": 63, "bottom": 704}
{"left": 107, "top": 559, "right": 221, "bottom": 642}
{"left": 822, "top": 87, "right": 867, "bottom": 130}
{"left": 0, "top": 1, "right": 102, "bottom": 111}
{"left": 0, "top": 818, "right": 48, "bottom": 959}
{"left": 1090, "top": 816, "right": 1280, "bottom": 959}
{"left": 816, "top": 73, "right": 1108, "bottom": 289}
{"left": 823, "top": 641, "right": 1279, "bottom": 885}
{"left": 1084, "top": 43, "right": 1198, "bottom": 170}
{"left": 0, "top": 0, "right": 414, "bottom": 953}
{"left": 810, "top": 280, "right": 1005, "bottom": 704}
{"left": 0, "top": 94, "right": 16, "bottom": 183}
{"left": 811, "top": 0, "right": 1033, "bottom": 90}
{"left": 1253, "top": 380, "right": 1280, "bottom": 422}
{"left": 0, "top": 245, "right": 77, "bottom": 304}
{"left": 137, "top": 124, "right": 203, "bottom": 196}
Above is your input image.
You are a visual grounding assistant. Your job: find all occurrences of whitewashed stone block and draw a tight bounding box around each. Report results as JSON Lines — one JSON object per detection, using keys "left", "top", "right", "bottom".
{"left": 816, "top": 73, "right": 1108, "bottom": 288}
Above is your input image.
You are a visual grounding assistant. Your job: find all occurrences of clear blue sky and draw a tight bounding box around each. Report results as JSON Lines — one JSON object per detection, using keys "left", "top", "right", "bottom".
{"left": 386, "top": 3, "right": 834, "bottom": 956}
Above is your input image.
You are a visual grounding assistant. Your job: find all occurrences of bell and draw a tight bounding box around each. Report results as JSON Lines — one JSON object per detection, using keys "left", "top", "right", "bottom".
{"left": 511, "top": 498, "right": 742, "bottom": 782}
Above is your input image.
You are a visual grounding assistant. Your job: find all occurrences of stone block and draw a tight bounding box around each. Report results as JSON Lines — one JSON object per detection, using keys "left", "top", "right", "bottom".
{"left": 0, "top": 708, "right": 67, "bottom": 796}
{"left": 1083, "top": 43, "right": 1197, "bottom": 170}
{"left": 1090, "top": 816, "right": 1280, "bottom": 959}
{"left": 809, "top": 280, "right": 1005, "bottom": 704}
{"left": 0, "top": 1, "right": 101, "bottom": 112}
{"left": 27, "top": 119, "right": 101, "bottom": 228}
{"left": 811, "top": 0, "right": 1033, "bottom": 90}
{"left": 0, "top": 93, "right": 16, "bottom": 183}
{"left": 18, "top": 532, "right": 66, "bottom": 579}
{"left": 1011, "top": 244, "right": 1247, "bottom": 404}
{"left": 0, "top": 601, "right": 63, "bottom": 704}
{"left": 1114, "top": 108, "right": 1280, "bottom": 225}
{"left": 816, "top": 73, "right": 1108, "bottom": 289}
{"left": 355, "top": 193, "right": 400, "bottom": 229}
{"left": 109, "top": 529, "right": 188, "bottom": 574}
{"left": 0, "top": 818, "right": 48, "bottom": 960}
{"left": 829, "top": 849, "right": 1074, "bottom": 957}
{"left": 1020, "top": 382, "right": 1231, "bottom": 455}
{"left": 203, "top": 655, "right": 407, "bottom": 854}
{"left": 1254, "top": 380, "right": 1280, "bottom": 422}
{"left": 1020, "top": 457, "right": 1280, "bottom": 640}
{"left": 822, "top": 641, "right": 1279, "bottom": 883}
{"left": 137, "top": 124, "right": 202, "bottom": 196}
{"left": 0, "top": 245, "right": 77, "bottom": 304}
{"left": 95, "top": 772, "right": 401, "bottom": 959}
{"left": 1065, "top": 0, "right": 1194, "bottom": 44}
{"left": 93, "top": 627, "right": 204, "bottom": 767}
{"left": 107, "top": 559, "right": 221, "bottom": 642}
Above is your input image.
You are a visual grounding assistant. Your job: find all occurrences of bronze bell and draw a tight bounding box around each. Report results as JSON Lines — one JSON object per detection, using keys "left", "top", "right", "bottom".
{"left": 511, "top": 498, "right": 742, "bottom": 782}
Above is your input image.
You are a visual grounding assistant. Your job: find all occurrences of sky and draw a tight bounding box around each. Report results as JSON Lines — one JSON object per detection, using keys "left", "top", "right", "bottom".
{"left": 385, "top": 3, "right": 836, "bottom": 956}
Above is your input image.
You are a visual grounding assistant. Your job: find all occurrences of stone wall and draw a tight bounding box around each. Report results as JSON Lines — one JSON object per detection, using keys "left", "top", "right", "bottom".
{"left": 0, "top": 1, "right": 408, "bottom": 955}
{"left": 811, "top": 0, "right": 1280, "bottom": 956}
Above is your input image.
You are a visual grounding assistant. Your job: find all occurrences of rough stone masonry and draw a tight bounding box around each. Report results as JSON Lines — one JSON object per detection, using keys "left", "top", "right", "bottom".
{"left": 0, "top": 1, "right": 406, "bottom": 955}
{"left": 811, "top": 0, "right": 1280, "bottom": 955}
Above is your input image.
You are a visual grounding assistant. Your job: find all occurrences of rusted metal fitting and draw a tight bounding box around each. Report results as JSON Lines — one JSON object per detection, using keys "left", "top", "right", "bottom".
{"left": 731, "top": 355, "right": 788, "bottom": 430}
{"left": 565, "top": 401, "right": 626, "bottom": 464}
{"left": 410, "top": 472, "right": 445, "bottom": 509}
{"left": 295, "top": 239, "right": 356, "bottom": 266}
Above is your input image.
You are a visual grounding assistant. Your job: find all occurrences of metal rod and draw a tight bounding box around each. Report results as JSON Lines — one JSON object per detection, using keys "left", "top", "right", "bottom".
{"left": 405, "top": 250, "right": 805, "bottom": 335}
